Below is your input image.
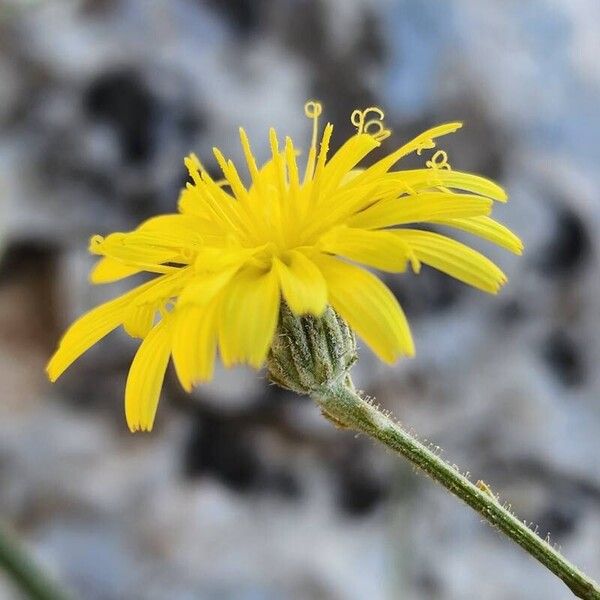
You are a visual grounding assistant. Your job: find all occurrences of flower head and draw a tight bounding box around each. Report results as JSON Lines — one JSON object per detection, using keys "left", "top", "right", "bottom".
{"left": 47, "top": 102, "right": 522, "bottom": 431}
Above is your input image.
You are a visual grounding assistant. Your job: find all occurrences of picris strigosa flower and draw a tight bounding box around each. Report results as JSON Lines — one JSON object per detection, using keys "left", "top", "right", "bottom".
{"left": 47, "top": 102, "right": 522, "bottom": 432}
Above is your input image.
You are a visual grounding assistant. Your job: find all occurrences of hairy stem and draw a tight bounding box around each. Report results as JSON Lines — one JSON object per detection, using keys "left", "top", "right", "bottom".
{"left": 0, "top": 523, "right": 72, "bottom": 600}
{"left": 313, "top": 384, "right": 600, "bottom": 599}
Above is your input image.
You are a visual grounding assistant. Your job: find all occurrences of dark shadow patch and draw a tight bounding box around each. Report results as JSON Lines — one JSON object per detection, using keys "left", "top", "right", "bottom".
{"left": 183, "top": 414, "right": 261, "bottom": 492}
{"left": 535, "top": 505, "right": 579, "bottom": 540}
{"left": 386, "top": 269, "right": 463, "bottom": 317}
{"left": 536, "top": 206, "right": 591, "bottom": 278}
{"left": 181, "top": 408, "right": 303, "bottom": 500}
{"left": 542, "top": 330, "right": 585, "bottom": 388}
{"left": 337, "top": 469, "right": 388, "bottom": 516}
{"left": 495, "top": 298, "right": 527, "bottom": 325}
{"left": 0, "top": 241, "right": 60, "bottom": 349}
{"left": 204, "top": 0, "right": 263, "bottom": 36}
{"left": 334, "top": 445, "right": 389, "bottom": 517}
{"left": 84, "top": 68, "right": 158, "bottom": 164}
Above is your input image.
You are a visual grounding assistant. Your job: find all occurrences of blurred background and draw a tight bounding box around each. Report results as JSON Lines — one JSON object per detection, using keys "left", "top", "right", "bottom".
{"left": 0, "top": 0, "right": 599, "bottom": 598}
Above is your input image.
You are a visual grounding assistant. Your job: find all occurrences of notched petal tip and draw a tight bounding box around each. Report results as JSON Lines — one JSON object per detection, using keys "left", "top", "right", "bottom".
{"left": 383, "top": 346, "right": 416, "bottom": 364}
{"left": 487, "top": 275, "right": 508, "bottom": 295}
{"left": 127, "top": 421, "right": 150, "bottom": 433}
{"left": 126, "top": 416, "right": 154, "bottom": 434}
{"left": 511, "top": 236, "right": 525, "bottom": 256}
{"left": 248, "top": 356, "right": 267, "bottom": 370}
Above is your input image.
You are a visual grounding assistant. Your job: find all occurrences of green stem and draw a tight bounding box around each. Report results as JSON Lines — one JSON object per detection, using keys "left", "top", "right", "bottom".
{"left": 0, "top": 523, "right": 72, "bottom": 600}
{"left": 313, "top": 384, "right": 600, "bottom": 600}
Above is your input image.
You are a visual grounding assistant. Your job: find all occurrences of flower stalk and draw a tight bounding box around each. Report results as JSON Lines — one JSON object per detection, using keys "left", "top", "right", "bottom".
{"left": 0, "top": 523, "right": 72, "bottom": 600}
{"left": 268, "top": 305, "right": 600, "bottom": 598}
{"left": 312, "top": 382, "right": 600, "bottom": 600}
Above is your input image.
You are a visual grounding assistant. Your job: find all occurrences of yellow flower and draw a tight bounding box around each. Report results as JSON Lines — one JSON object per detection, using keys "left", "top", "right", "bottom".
{"left": 47, "top": 102, "right": 522, "bottom": 432}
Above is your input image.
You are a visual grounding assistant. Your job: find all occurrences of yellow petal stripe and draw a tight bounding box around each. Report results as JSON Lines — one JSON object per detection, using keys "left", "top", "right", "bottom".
{"left": 171, "top": 302, "right": 218, "bottom": 391}
{"left": 125, "top": 316, "right": 174, "bottom": 432}
{"left": 274, "top": 250, "right": 327, "bottom": 316}
{"left": 319, "top": 226, "right": 411, "bottom": 273}
{"left": 123, "top": 304, "right": 157, "bottom": 339}
{"left": 47, "top": 270, "right": 189, "bottom": 381}
{"left": 90, "top": 257, "right": 141, "bottom": 284}
{"left": 347, "top": 193, "right": 493, "bottom": 230}
{"left": 379, "top": 169, "right": 507, "bottom": 202}
{"left": 218, "top": 266, "right": 280, "bottom": 368}
{"left": 352, "top": 123, "right": 463, "bottom": 186}
{"left": 394, "top": 229, "right": 507, "bottom": 293}
{"left": 314, "top": 254, "right": 414, "bottom": 362}
{"left": 320, "top": 134, "right": 380, "bottom": 196}
{"left": 431, "top": 215, "right": 524, "bottom": 255}
{"left": 46, "top": 295, "right": 129, "bottom": 382}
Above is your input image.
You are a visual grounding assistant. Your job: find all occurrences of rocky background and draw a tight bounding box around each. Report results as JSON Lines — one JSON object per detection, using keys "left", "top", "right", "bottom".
{"left": 0, "top": 1, "right": 599, "bottom": 598}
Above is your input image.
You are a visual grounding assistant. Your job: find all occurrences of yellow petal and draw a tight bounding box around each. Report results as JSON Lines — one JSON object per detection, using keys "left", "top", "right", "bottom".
{"left": 347, "top": 193, "right": 492, "bottom": 230}
{"left": 194, "top": 245, "right": 256, "bottom": 275}
{"left": 303, "top": 123, "right": 334, "bottom": 206}
{"left": 313, "top": 254, "right": 414, "bottom": 362}
{"left": 211, "top": 148, "right": 263, "bottom": 240}
{"left": 379, "top": 169, "right": 507, "bottom": 202}
{"left": 89, "top": 233, "right": 181, "bottom": 272}
{"left": 431, "top": 215, "right": 523, "bottom": 255}
{"left": 238, "top": 127, "right": 261, "bottom": 185}
{"left": 394, "top": 229, "right": 507, "bottom": 293}
{"left": 182, "top": 167, "right": 249, "bottom": 241}
{"left": 178, "top": 268, "right": 239, "bottom": 306}
{"left": 274, "top": 250, "right": 327, "bottom": 316}
{"left": 123, "top": 304, "right": 157, "bottom": 339}
{"left": 319, "top": 226, "right": 411, "bottom": 273}
{"left": 125, "top": 316, "right": 174, "bottom": 432}
{"left": 321, "top": 134, "right": 380, "bottom": 195}
{"left": 90, "top": 257, "right": 141, "bottom": 284}
{"left": 249, "top": 152, "right": 283, "bottom": 195}
{"left": 129, "top": 268, "right": 192, "bottom": 306}
{"left": 47, "top": 271, "right": 190, "bottom": 382}
{"left": 171, "top": 302, "right": 218, "bottom": 391}
{"left": 340, "top": 169, "right": 364, "bottom": 186}
{"left": 89, "top": 216, "right": 212, "bottom": 283}
{"left": 213, "top": 146, "right": 250, "bottom": 203}
{"left": 172, "top": 271, "right": 232, "bottom": 389}
{"left": 218, "top": 266, "right": 280, "bottom": 368}
{"left": 302, "top": 183, "right": 381, "bottom": 242}
{"left": 178, "top": 186, "right": 216, "bottom": 220}
{"left": 352, "top": 123, "right": 462, "bottom": 184}
{"left": 178, "top": 158, "right": 237, "bottom": 227}
{"left": 140, "top": 213, "right": 222, "bottom": 242}
{"left": 47, "top": 294, "right": 130, "bottom": 382}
